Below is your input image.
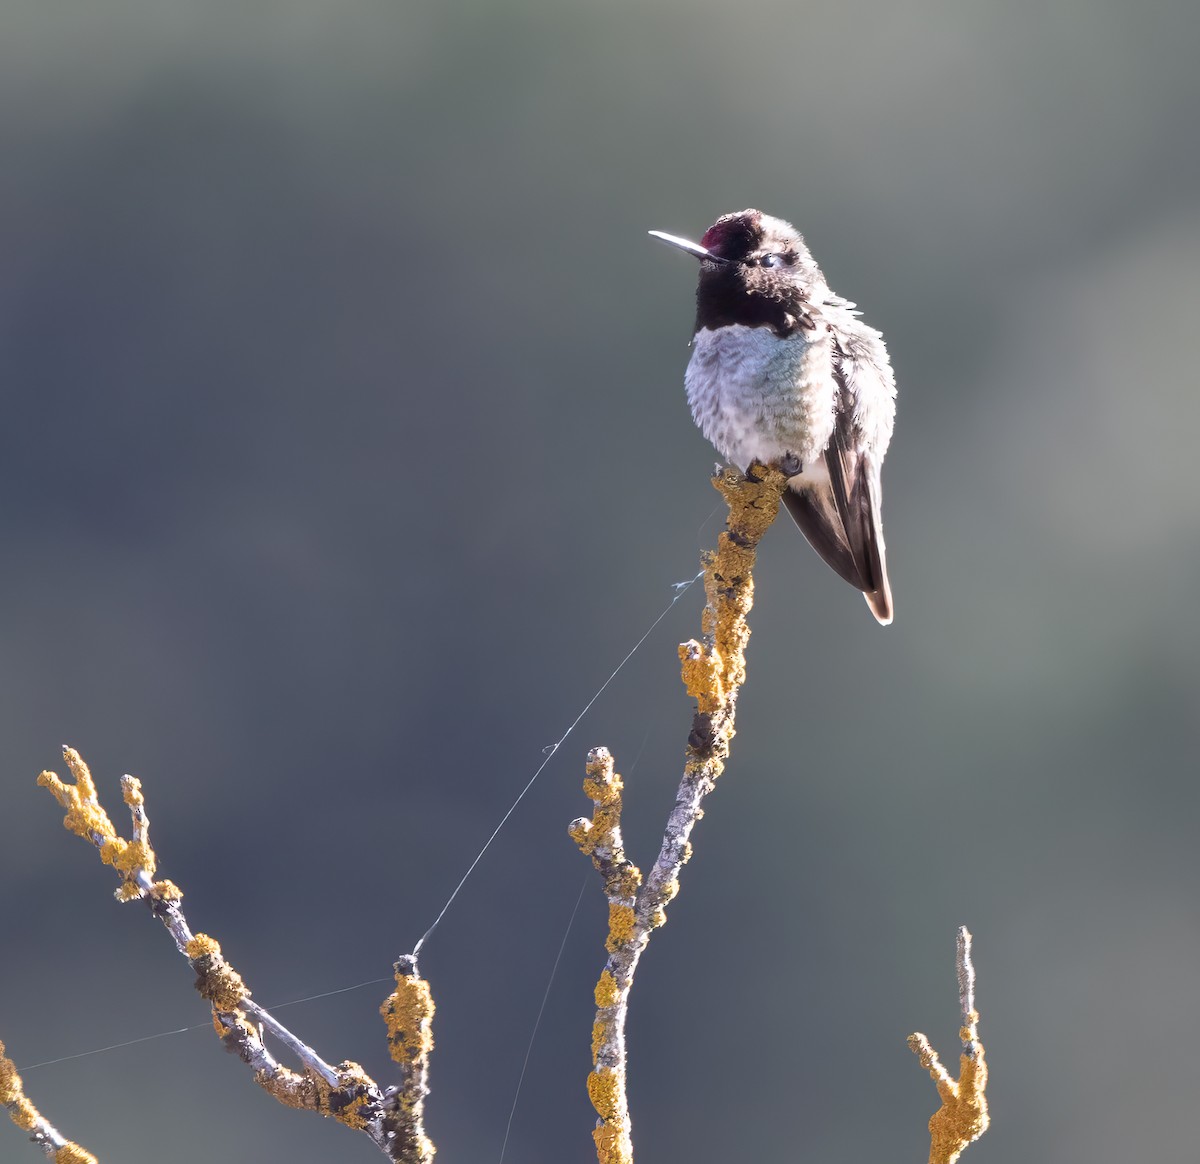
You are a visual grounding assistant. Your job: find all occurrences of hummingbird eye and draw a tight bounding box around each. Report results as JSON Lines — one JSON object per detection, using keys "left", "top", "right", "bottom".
{"left": 759, "top": 252, "right": 795, "bottom": 269}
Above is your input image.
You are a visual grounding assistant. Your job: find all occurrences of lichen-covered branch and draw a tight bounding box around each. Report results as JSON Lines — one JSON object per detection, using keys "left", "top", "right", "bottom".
{"left": 1, "top": 1039, "right": 97, "bottom": 1164}
{"left": 35, "top": 748, "right": 435, "bottom": 1163}
{"left": 379, "top": 955, "right": 436, "bottom": 1163}
{"left": 908, "top": 927, "right": 989, "bottom": 1164}
{"left": 568, "top": 747, "right": 641, "bottom": 1164}
{"left": 570, "top": 462, "right": 787, "bottom": 1164}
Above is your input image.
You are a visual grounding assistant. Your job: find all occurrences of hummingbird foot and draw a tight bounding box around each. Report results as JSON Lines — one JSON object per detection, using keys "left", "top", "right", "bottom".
{"left": 778, "top": 452, "right": 803, "bottom": 478}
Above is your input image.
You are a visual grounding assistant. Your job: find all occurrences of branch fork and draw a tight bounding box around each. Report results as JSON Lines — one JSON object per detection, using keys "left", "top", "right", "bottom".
{"left": 571, "top": 462, "right": 788, "bottom": 1164}
{"left": 36, "top": 747, "right": 436, "bottom": 1163}
{"left": 908, "top": 927, "right": 990, "bottom": 1164}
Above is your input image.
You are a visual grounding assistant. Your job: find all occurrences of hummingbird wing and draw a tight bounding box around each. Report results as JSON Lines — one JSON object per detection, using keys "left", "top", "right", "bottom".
{"left": 781, "top": 458, "right": 892, "bottom": 625}
{"left": 825, "top": 336, "right": 894, "bottom": 624}
{"left": 781, "top": 322, "right": 894, "bottom": 624}
{"left": 824, "top": 433, "right": 893, "bottom": 624}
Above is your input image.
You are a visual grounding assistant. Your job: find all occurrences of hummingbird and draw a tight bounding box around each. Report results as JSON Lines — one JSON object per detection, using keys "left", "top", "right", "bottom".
{"left": 650, "top": 209, "right": 896, "bottom": 624}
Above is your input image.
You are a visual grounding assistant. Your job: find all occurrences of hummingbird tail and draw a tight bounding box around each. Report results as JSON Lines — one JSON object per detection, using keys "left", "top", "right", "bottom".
{"left": 864, "top": 575, "right": 894, "bottom": 626}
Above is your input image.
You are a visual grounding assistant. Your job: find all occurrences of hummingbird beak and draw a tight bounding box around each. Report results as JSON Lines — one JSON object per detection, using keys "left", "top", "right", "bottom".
{"left": 647, "top": 230, "right": 730, "bottom": 264}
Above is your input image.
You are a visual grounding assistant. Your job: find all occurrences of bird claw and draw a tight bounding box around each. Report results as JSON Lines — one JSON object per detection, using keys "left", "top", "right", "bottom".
{"left": 778, "top": 452, "right": 803, "bottom": 478}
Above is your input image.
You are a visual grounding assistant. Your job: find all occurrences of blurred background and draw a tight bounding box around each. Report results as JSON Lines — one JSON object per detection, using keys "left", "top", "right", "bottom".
{"left": 2, "top": 1, "right": 1199, "bottom": 1161}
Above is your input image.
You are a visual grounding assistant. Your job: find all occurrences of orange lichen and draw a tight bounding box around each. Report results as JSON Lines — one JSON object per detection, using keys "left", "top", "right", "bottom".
{"left": 38, "top": 756, "right": 119, "bottom": 847}
{"left": 590, "top": 803, "right": 621, "bottom": 840}
{"left": 54, "top": 1146, "right": 99, "bottom": 1164}
{"left": 703, "top": 464, "right": 783, "bottom": 694}
{"left": 329, "top": 1061, "right": 375, "bottom": 1130}
{"left": 38, "top": 750, "right": 164, "bottom": 907}
{"left": 1, "top": 1041, "right": 97, "bottom": 1163}
{"left": 593, "top": 1120, "right": 630, "bottom": 1164}
{"left": 0, "top": 1041, "right": 20, "bottom": 1105}
{"left": 187, "top": 934, "right": 249, "bottom": 1010}
{"left": 186, "top": 934, "right": 221, "bottom": 959}
{"left": 677, "top": 641, "right": 724, "bottom": 711}
{"left": 254, "top": 1061, "right": 380, "bottom": 1132}
{"left": 582, "top": 768, "right": 622, "bottom": 803}
{"left": 257, "top": 1064, "right": 320, "bottom": 1112}
{"left": 606, "top": 904, "right": 637, "bottom": 950}
{"left": 594, "top": 970, "right": 619, "bottom": 1008}
{"left": 97, "top": 838, "right": 128, "bottom": 867}
{"left": 381, "top": 970, "right": 435, "bottom": 1066}
{"left": 583, "top": 751, "right": 622, "bottom": 802}
{"left": 10, "top": 1098, "right": 38, "bottom": 1131}
{"left": 204, "top": 965, "right": 248, "bottom": 1010}
{"left": 586, "top": 1069, "right": 621, "bottom": 1121}
{"left": 111, "top": 840, "right": 155, "bottom": 878}
{"left": 0, "top": 1045, "right": 40, "bottom": 1135}
{"left": 908, "top": 1023, "right": 989, "bottom": 1164}
{"left": 588, "top": 1067, "right": 632, "bottom": 1164}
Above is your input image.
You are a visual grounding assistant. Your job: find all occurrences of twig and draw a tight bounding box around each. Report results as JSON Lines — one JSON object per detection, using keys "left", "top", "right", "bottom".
{"left": 1, "top": 1040, "right": 97, "bottom": 1163}
{"left": 35, "top": 748, "right": 435, "bottom": 1163}
{"left": 908, "top": 926, "right": 990, "bottom": 1164}
{"left": 570, "top": 462, "right": 787, "bottom": 1164}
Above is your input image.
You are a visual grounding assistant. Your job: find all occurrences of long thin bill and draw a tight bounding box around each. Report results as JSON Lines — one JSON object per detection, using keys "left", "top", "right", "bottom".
{"left": 647, "top": 230, "right": 727, "bottom": 263}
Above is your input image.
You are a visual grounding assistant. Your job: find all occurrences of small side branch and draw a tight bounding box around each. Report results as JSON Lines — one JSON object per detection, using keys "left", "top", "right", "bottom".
{"left": 908, "top": 927, "right": 990, "bottom": 1164}
{"left": 571, "top": 463, "right": 787, "bottom": 1164}
{"left": 0, "top": 1040, "right": 97, "bottom": 1163}
{"left": 569, "top": 748, "right": 642, "bottom": 1164}
{"left": 35, "top": 748, "right": 435, "bottom": 1162}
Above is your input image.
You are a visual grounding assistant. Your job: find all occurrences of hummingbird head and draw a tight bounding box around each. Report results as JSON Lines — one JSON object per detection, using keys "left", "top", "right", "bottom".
{"left": 649, "top": 209, "right": 825, "bottom": 337}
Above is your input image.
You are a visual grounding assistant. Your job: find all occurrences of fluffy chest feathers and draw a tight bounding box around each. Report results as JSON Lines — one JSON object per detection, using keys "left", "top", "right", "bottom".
{"left": 684, "top": 324, "right": 837, "bottom": 471}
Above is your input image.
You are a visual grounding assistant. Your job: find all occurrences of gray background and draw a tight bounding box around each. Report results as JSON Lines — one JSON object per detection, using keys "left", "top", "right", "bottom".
{"left": 3, "top": 2, "right": 1199, "bottom": 1161}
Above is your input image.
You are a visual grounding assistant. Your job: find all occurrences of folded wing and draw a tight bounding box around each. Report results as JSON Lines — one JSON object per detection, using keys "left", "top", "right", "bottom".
{"left": 781, "top": 332, "right": 894, "bottom": 624}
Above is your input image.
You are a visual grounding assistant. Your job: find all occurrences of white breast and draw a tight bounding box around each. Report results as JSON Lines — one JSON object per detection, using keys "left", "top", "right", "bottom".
{"left": 684, "top": 324, "right": 837, "bottom": 472}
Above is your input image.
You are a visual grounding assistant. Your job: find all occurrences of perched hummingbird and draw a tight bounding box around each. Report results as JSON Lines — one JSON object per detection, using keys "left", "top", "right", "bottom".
{"left": 650, "top": 209, "right": 896, "bottom": 624}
